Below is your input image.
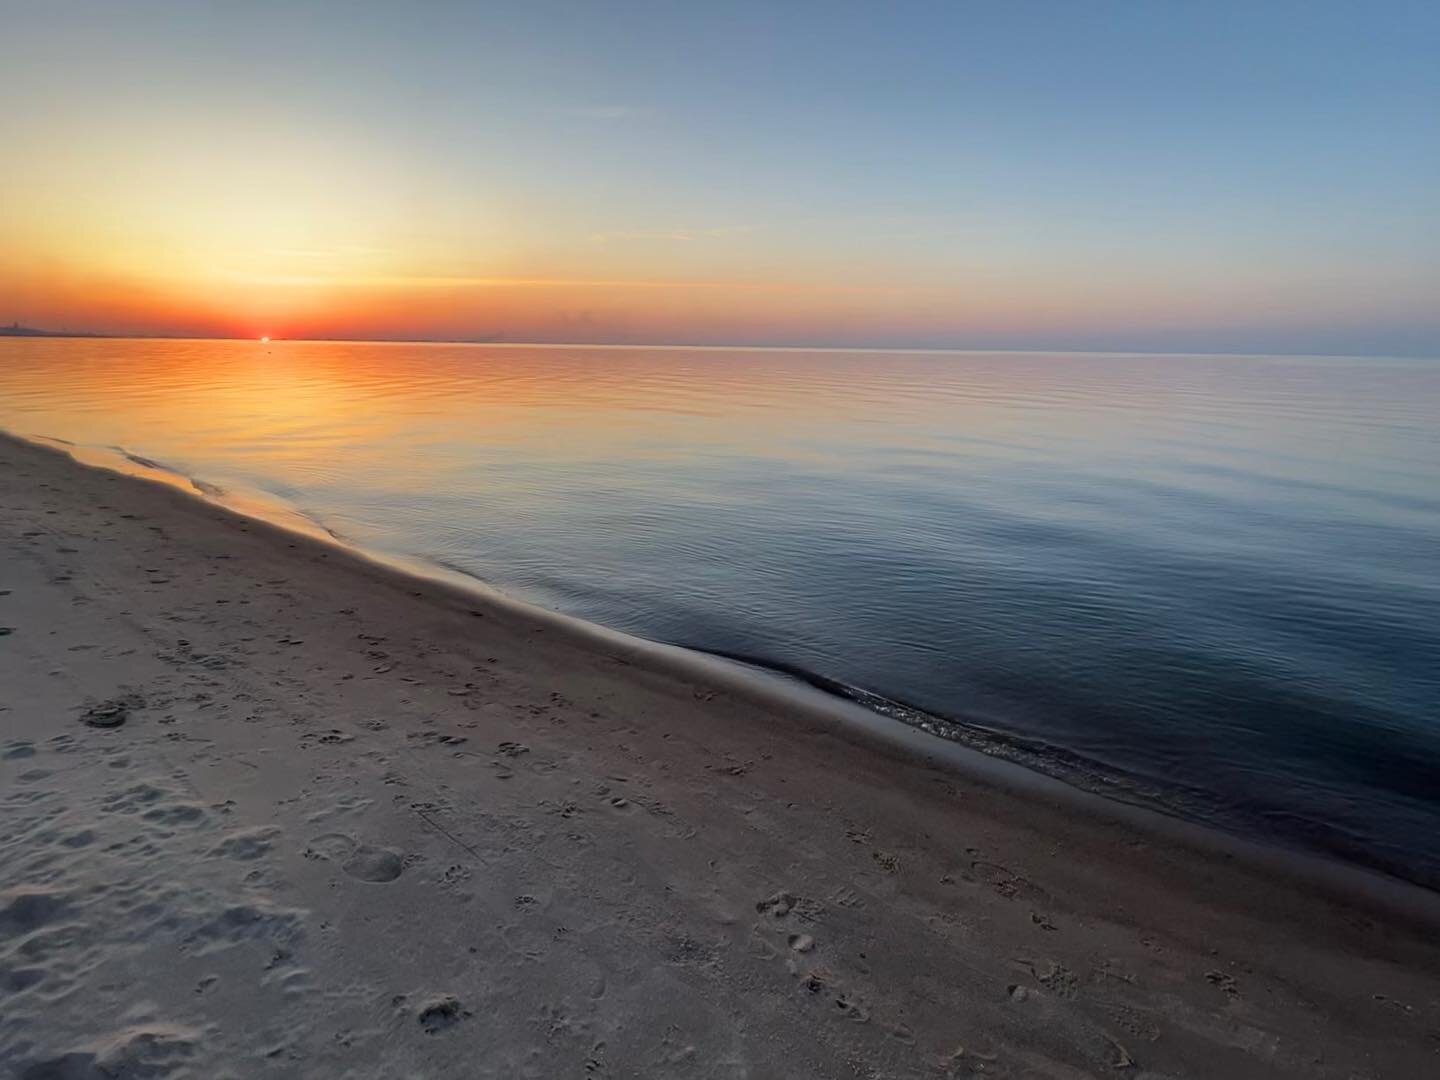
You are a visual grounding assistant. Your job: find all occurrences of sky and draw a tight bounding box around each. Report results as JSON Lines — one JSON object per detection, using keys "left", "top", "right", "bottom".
{"left": 2, "top": 0, "right": 1437, "bottom": 354}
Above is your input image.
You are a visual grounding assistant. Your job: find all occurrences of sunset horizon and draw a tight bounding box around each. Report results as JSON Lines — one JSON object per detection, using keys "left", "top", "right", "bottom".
{"left": 7, "top": 324, "right": 1440, "bottom": 360}
{"left": 5, "top": 2, "right": 1438, "bottom": 358}
{"left": 3, "top": 4, "right": 1439, "bottom": 1075}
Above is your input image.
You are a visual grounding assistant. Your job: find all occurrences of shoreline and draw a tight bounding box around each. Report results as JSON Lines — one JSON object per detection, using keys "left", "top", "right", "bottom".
{"left": 3, "top": 429, "right": 1439, "bottom": 1076}
{"left": 8, "top": 427, "right": 1440, "bottom": 916}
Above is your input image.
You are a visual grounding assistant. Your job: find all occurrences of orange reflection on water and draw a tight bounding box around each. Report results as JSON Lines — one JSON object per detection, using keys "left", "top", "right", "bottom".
{"left": 0, "top": 336, "right": 1237, "bottom": 495}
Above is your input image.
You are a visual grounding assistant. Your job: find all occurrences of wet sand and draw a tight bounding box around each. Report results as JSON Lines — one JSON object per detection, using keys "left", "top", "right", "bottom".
{"left": 2, "top": 430, "right": 1438, "bottom": 1079}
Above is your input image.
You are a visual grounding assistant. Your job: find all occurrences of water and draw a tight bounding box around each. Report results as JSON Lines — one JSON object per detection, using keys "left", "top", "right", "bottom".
{"left": 3, "top": 338, "right": 1438, "bottom": 886}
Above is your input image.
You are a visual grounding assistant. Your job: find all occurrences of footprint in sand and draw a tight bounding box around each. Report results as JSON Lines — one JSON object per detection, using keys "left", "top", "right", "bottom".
{"left": 79, "top": 693, "right": 146, "bottom": 729}
{"left": 1205, "top": 969, "right": 1240, "bottom": 997}
{"left": 300, "top": 729, "right": 355, "bottom": 749}
{"left": 788, "top": 933, "right": 815, "bottom": 953}
{"left": 19, "top": 1024, "right": 203, "bottom": 1079}
{"left": 969, "top": 858, "right": 1048, "bottom": 904}
{"left": 306, "top": 832, "right": 404, "bottom": 882}
{"left": 1, "top": 884, "right": 73, "bottom": 938}
{"left": 1002, "top": 982, "right": 1135, "bottom": 1070}
{"left": 756, "top": 892, "right": 797, "bottom": 918}
{"left": 1014, "top": 958, "right": 1079, "bottom": 1000}
{"left": 208, "top": 826, "right": 282, "bottom": 862}
{"left": 344, "top": 846, "right": 404, "bottom": 882}
{"left": 142, "top": 802, "right": 209, "bottom": 827}
{"left": 412, "top": 993, "right": 471, "bottom": 1033}
{"left": 756, "top": 891, "right": 822, "bottom": 921}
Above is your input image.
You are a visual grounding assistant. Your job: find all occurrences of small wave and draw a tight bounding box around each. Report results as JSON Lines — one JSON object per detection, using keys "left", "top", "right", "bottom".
{"left": 112, "top": 448, "right": 228, "bottom": 501}
{"left": 675, "top": 642, "right": 1440, "bottom": 891}
{"left": 118, "top": 449, "right": 167, "bottom": 470}
{"left": 34, "top": 433, "right": 348, "bottom": 550}
{"left": 677, "top": 644, "right": 1217, "bottom": 818}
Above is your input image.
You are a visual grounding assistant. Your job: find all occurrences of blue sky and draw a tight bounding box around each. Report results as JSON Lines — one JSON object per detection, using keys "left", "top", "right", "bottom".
{"left": 3, "top": 0, "right": 1437, "bottom": 353}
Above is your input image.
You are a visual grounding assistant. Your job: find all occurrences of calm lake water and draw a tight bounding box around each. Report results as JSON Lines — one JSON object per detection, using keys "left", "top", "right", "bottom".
{"left": 3, "top": 339, "right": 1438, "bottom": 885}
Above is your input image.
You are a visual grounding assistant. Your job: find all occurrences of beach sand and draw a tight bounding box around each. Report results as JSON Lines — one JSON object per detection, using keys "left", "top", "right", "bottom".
{"left": 2, "top": 430, "right": 1438, "bottom": 1079}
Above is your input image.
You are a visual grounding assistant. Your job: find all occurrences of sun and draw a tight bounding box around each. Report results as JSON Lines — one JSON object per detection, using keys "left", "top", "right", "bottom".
{"left": 259, "top": 336, "right": 270, "bottom": 343}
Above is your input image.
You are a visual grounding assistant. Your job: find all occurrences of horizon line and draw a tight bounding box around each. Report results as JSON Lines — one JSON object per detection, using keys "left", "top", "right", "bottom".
{"left": 1, "top": 327, "right": 1435, "bottom": 363}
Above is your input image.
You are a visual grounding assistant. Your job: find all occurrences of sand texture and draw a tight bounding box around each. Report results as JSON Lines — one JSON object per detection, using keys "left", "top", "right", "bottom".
{"left": 2, "top": 431, "right": 1438, "bottom": 1079}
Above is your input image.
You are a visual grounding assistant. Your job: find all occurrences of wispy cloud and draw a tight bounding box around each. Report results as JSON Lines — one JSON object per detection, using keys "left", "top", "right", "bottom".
{"left": 217, "top": 270, "right": 907, "bottom": 295}
{"left": 265, "top": 246, "right": 392, "bottom": 260}
{"left": 558, "top": 105, "right": 650, "bottom": 121}
{"left": 589, "top": 225, "right": 758, "bottom": 244}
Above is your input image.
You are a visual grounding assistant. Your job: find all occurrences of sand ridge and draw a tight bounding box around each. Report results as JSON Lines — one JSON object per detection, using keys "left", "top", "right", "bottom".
{"left": 2, "top": 431, "right": 1439, "bottom": 1078}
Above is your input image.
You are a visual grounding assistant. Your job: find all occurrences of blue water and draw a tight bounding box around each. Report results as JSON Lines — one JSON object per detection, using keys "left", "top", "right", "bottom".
{"left": 2, "top": 339, "right": 1438, "bottom": 885}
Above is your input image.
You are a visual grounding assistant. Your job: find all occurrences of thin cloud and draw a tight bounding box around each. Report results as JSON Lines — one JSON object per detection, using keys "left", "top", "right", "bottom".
{"left": 558, "top": 105, "right": 650, "bottom": 121}
{"left": 216, "top": 270, "right": 912, "bottom": 295}
{"left": 266, "top": 246, "right": 392, "bottom": 259}
{"left": 589, "top": 225, "right": 759, "bottom": 244}
{"left": 590, "top": 231, "right": 697, "bottom": 243}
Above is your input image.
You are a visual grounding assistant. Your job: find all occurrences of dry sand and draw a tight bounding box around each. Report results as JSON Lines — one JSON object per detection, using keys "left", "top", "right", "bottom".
{"left": 2, "top": 430, "right": 1438, "bottom": 1079}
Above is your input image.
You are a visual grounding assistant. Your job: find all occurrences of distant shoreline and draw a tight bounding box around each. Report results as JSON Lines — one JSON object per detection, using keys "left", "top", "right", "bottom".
{"left": 0, "top": 325, "right": 107, "bottom": 339}
{"left": 1, "top": 329, "right": 1432, "bottom": 362}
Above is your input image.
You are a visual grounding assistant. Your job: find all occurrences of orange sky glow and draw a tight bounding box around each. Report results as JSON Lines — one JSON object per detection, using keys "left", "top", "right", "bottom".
{"left": 3, "top": 3, "right": 1437, "bottom": 355}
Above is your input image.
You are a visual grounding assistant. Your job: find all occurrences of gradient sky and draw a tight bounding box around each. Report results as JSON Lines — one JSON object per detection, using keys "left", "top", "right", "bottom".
{"left": 2, "top": 0, "right": 1437, "bottom": 354}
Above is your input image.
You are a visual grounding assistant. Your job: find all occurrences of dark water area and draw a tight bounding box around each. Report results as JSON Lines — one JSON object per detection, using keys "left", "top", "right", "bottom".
{"left": 3, "top": 339, "right": 1438, "bottom": 886}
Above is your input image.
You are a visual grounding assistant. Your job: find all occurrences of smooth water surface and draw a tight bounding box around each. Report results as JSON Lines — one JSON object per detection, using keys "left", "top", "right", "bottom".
{"left": 3, "top": 339, "right": 1438, "bottom": 884}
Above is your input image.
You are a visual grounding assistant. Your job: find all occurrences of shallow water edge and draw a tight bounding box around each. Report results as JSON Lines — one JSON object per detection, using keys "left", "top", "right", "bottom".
{"left": 6, "top": 424, "right": 1439, "bottom": 918}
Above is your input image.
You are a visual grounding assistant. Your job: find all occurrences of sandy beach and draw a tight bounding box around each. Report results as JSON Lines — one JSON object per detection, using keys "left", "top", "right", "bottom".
{"left": 2, "top": 429, "right": 1438, "bottom": 1079}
